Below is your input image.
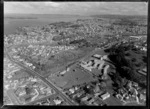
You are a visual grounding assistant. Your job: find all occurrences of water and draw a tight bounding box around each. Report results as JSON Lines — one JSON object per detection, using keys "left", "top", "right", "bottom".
{"left": 4, "top": 16, "right": 91, "bottom": 35}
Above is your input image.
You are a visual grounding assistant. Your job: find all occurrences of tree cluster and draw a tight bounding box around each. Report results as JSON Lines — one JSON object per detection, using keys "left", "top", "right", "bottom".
{"left": 105, "top": 44, "right": 146, "bottom": 89}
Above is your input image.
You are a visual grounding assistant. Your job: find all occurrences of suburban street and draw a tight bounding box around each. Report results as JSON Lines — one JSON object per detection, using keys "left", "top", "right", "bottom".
{"left": 5, "top": 47, "right": 77, "bottom": 105}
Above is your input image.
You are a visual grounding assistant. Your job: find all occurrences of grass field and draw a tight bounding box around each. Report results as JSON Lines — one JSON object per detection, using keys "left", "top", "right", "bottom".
{"left": 47, "top": 64, "right": 96, "bottom": 89}
{"left": 40, "top": 47, "right": 95, "bottom": 76}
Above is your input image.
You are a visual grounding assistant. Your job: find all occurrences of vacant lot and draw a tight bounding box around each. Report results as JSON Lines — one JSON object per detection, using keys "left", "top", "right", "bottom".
{"left": 47, "top": 64, "right": 96, "bottom": 89}
{"left": 40, "top": 48, "right": 94, "bottom": 76}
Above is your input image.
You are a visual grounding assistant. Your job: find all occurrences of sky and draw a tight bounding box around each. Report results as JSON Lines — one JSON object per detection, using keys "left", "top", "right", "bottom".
{"left": 4, "top": 2, "right": 148, "bottom": 16}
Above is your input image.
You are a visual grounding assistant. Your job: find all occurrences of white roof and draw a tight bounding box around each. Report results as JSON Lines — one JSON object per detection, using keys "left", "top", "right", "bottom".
{"left": 101, "top": 92, "right": 110, "bottom": 100}
{"left": 93, "top": 54, "right": 101, "bottom": 58}
{"left": 54, "top": 99, "right": 62, "bottom": 105}
{"left": 69, "top": 88, "right": 75, "bottom": 93}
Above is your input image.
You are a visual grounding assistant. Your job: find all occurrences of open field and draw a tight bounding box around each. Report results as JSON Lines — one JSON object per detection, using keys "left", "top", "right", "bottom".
{"left": 47, "top": 64, "right": 96, "bottom": 89}
{"left": 39, "top": 47, "right": 95, "bottom": 76}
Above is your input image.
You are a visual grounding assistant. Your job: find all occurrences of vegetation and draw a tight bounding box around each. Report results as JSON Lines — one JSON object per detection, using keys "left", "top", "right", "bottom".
{"left": 105, "top": 44, "right": 146, "bottom": 89}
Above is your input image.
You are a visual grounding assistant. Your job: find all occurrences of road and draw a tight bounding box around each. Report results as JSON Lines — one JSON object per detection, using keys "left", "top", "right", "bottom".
{"left": 5, "top": 47, "right": 77, "bottom": 106}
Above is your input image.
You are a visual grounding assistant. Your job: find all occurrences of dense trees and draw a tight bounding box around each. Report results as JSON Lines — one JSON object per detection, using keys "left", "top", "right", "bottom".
{"left": 105, "top": 44, "right": 146, "bottom": 89}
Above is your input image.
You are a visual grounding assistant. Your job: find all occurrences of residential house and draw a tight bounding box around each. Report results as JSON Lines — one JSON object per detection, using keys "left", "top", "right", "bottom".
{"left": 101, "top": 65, "right": 110, "bottom": 80}
{"left": 100, "top": 92, "right": 110, "bottom": 100}
{"left": 53, "top": 99, "right": 62, "bottom": 105}
{"left": 92, "top": 54, "right": 101, "bottom": 59}
{"left": 81, "top": 96, "right": 89, "bottom": 101}
{"left": 69, "top": 88, "right": 75, "bottom": 94}
{"left": 140, "top": 94, "right": 146, "bottom": 102}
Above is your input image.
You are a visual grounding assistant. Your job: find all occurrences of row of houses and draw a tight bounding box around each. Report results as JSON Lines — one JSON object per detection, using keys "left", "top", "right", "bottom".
{"left": 115, "top": 80, "right": 146, "bottom": 105}
{"left": 65, "top": 81, "right": 111, "bottom": 105}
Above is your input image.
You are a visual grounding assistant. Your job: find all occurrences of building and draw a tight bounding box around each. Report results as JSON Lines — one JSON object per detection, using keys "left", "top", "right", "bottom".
{"left": 140, "top": 94, "right": 146, "bottom": 101}
{"left": 142, "top": 67, "right": 147, "bottom": 73}
{"left": 92, "top": 54, "right": 101, "bottom": 59}
{"left": 88, "top": 98, "right": 95, "bottom": 104}
{"left": 94, "top": 85, "right": 100, "bottom": 93}
{"left": 53, "top": 99, "right": 62, "bottom": 105}
{"left": 132, "top": 82, "right": 139, "bottom": 88}
{"left": 40, "top": 100, "right": 50, "bottom": 105}
{"left": 18, "top": 90, "right": 26, "bottom": 96}
{"left": 116, "top": 94, "right": 123, "bottom": 100}
{"left": 98, "top": 61, "right": 105, "bottom": 70}
{"left": 101, "top": 65, "right": 110, "bottom": 80}
{"left": 60, "top": 70, "right": 67, "bottom": 75}
{"left": 76, "top": 91, "right": 85, "bottom": 97}
{"left": 93, "top": 102, "right": 98, "bottom": 105}
{"left": 81, "top": 96, "right": 89, "bottom": 101}
{"left": 69, "top": 88, "right": 75, "bottom": 94}
{"left": 100, "top": 92, "right": 110, "bottom": 100}
{"left": 101, "top": 55, "right": 108, "bottom": 60}
{"left": 80, "top": 62, "right": 93, "bottom": 71}
{"left": 15, "top": 87, "right": 26, "bottom": 97}
{"left": 138, "top": 70, "right": 146, "bottom": 76}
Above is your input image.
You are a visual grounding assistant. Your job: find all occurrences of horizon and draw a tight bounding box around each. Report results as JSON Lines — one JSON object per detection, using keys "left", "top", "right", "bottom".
{"left": 4, "top": 13, "right": 148, "bottom": 17}
{"left": 4, "top": 2, "right": 148, "bottom": 16}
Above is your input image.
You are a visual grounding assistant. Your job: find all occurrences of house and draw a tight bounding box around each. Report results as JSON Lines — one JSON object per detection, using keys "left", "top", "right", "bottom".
{"left": 142, "top": 68, "right": 147, "bottom": 73}
{"left": 101, "top": 65, "right": 110, "bottom": 80}
{"left": 72, "top": 94, "right": 77, "bottom": 98}
{"left": 60, "top": 70, "right": 66, "bottom": 75}
{"left": 93, "top": 102, "right": 98, "bottom": 105}
{"left": 88, "top": 98, "right": 95, "bottom": 104}
{"left": 80, "top": 63, "right": 93, "bottom": 71}
{"left": 87, "top": 60, "right": 93, "bottom": 66}
{"left": 15, "top": 87, "right": 26, "bottom": 97}
{"left": 94, "top": 85, "right": 100, "bottom": 93}
{"left": 100, "top": 92, "right": 110, "bottom": 100}
{"left": 116, "top": 94, "right": 123, "bottom": 101}
{"left": 34, "top": 102, "right": 41, "bottom": 105}
{"left": 92, "top": 54, "right": 101, "bottom": 59}
{"left": 138, "top": 70, "right": 146, "bottom": 76}
{"left": 76, "top": 91, "right": 85, "bottom": 97}
{"left": 101, "top": 55, "right": 108, "bottom": 60}
{"left": 66, "top": 68, "right": 70, "bottom": 72}
{"left": 98, "top": 61, "right": 105, "bottom": 70}
{"left": 69, "top": 88, "right": 75, "bottom": 94}
{"left": 132, "top": 82, "right": 138, "bottom": 88}
{"left": 140, "top": 94, "right": 146, "bottom": 101}
{"left": 74, "top": 86, "right": 78, "bottom": 91}
{"left": 95, "top": 92, "right": 101, "bottom": 97}
{"left": 53, "top": 99, "right": 62, "bottom": 105}
{"left": 19, "top": 90, "right": 26, "bottom": 96}
{"left": 81, "top": 96, "right": 89, "bottom": 101}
